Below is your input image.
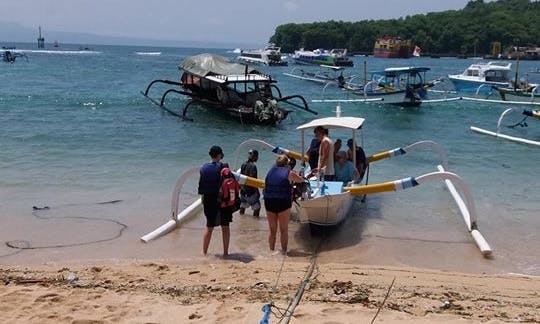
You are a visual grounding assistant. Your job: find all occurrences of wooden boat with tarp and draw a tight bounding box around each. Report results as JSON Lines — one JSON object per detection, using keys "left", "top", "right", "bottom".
{"left": 141, "top": 53, "right": 315, "bottom": 125}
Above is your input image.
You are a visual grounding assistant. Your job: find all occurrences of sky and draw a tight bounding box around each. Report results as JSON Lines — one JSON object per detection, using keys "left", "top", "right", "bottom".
{"left": 0, "top": 0, "right": 474, "bottom": 46}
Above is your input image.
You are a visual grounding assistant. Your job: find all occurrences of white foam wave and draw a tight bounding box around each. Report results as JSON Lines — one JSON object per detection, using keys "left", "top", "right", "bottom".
{"left": 12, "top": 49, "right": 101, "bottom": 55}
{"left": 135, "top": 52, "right": 162, "bottom": 56}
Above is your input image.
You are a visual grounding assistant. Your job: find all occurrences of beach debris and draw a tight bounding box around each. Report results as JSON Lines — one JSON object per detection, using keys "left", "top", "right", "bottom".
{"left": 188, "top": 270, "right": 200, "bottom": 275}
{"left": 188, "top": 312, "right": 202, "bottom": 320}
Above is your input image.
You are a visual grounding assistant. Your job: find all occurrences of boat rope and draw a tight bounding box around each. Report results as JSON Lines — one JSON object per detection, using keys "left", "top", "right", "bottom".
{"left": 3, "top": 200, "right": 128, "bottom": 253}
{"left": 260, "top": 194, "right": 332, "bottom": 323}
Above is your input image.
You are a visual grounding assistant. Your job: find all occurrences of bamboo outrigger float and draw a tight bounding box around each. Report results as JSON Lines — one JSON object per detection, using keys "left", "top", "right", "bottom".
{"left": 470, "top": 108, "right": 540, "bottom": 147}
{"left": 141, "top": 53, "right": 315, "bottom": 125}
{"left": 141, "top": 105, "right": 492, "bottom": 257}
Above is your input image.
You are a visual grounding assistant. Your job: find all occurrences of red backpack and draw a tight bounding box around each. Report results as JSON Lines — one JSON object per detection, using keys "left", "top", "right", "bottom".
{"left": 219, "top": 168, "right": 241, "bottom": 210}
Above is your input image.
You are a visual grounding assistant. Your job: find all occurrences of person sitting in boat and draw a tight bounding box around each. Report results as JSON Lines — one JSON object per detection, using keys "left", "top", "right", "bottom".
{"left": 346, "top": 138, "right": 367, "bottom": 181}
{"left": 334, "top": 151, "right": 360, "bottom": 185}
{"left": 239, "top": 149, "right": 261, "bottom": 217}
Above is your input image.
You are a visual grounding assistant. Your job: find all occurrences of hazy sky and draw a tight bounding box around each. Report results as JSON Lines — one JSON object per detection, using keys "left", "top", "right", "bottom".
{"left": 1, "top": 0, "right": 473, "bottom": 45}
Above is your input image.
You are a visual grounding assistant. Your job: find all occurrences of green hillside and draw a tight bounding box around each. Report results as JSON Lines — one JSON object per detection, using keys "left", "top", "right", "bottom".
{"left": 269, "top": 0, "right": 540, "bottom": 56}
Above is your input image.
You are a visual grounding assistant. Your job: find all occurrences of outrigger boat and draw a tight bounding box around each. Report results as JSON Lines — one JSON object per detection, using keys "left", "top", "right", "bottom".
{"left": 141, "top": 104, "right": 492, "bottom": 257}
{"left": 341, "top": 67, "right": 441, "bottom": 107}
{"left": 471, "top": 108, "right": 540, "bottom": 146}
{"left": 492, "top": 82, "right": 539, "bottom": 103}
{"left": 1, "top": 50, "right": 28, "bottom": 63}
{"left": 141, "top": 53, "right": 314, "bottom": 125}
{"left": 283, "top": 65, "right": 353, "bottom": 88}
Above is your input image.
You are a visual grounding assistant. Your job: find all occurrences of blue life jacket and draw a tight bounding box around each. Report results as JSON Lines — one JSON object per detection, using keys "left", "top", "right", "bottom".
{"left": 263, "top": 166, "right": 291, "bottom": 200}
{"left": 198, "top": 162, "right": 223, "bottom": 195}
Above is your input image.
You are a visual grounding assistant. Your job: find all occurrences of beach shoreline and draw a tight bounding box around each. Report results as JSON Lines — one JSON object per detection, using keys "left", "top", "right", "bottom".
{"left": 1, "top": 258, "right": 539, "bottom": 323}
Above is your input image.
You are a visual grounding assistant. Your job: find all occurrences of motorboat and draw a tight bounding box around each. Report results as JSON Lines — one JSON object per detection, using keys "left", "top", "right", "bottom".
{"left": 292, "top": 48, "right": 354, "bottom": 67}
{"left": 448, "top": 61, "right": 512, "bottom": 93}
{"left": 141, "top": 53, "right": 315, "bottom": 125}
{"left": 237, "top": 43, "right": 287, "bottom": 66}
{"left": 342, "top": 67, "right": 440, "bottom": 107}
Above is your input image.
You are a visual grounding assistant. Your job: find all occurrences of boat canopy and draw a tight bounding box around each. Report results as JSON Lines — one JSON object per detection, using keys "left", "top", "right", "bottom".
{"left": 179, "top": 53, "right": 257, "bottom": 77}
{"left": 296, "top": 116, "right": 365, "bottom": 130}
{"left": 370, "top": 67, "right": 430, "bottom": 75}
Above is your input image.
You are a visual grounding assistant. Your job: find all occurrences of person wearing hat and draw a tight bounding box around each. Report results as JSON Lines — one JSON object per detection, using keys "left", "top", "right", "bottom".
{"left": 239, "top": 149, "right": 261, "bottom": 217}
{"left": 346, "top": 139, "right": 367, "bottom": 181}
{"left": 198, "top": 145, "right": 231, "bottom": 256}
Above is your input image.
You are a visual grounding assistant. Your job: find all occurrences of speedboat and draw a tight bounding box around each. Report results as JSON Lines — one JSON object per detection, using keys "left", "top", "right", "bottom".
{"left": 448, "top": 61, "right": 512, "bottom": 93}
{"left": 237, "top": 43, "right": 288, "bottom": 66}
{"left": 141, "top": 53, "right": 315, "bottom": 125}
{"left": 292, "top": 48, "right": 354, "bottom": 67}
{"left": 342, "top": 67, "right": 440, "bottom": 107}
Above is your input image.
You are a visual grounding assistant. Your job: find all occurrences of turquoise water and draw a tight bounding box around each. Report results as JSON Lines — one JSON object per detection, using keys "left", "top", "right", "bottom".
{"left": 1, "top": 43, "right": 539, "bottom": 275}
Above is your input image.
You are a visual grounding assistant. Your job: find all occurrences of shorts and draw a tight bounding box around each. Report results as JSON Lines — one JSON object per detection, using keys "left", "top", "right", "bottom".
{"left": 264, "top": 198, "right": 292, "bottom": 214}
{"left": 202, "top": 194, "right": 231, "bottom": 227}
{"left": 240, "top": 190, "right": 261, "bottom": 210}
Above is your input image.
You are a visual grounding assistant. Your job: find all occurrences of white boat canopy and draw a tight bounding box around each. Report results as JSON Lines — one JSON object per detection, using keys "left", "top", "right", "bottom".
{"left": 296, "top": 116, "right": 365, "bottom": 130}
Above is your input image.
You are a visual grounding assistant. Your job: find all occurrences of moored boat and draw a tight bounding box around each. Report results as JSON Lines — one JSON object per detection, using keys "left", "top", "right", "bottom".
{"left": 141, "top": 53, "right": 315, "bottom": 125}
{"left": 448, "top": 61, "right": 512, "bottom": 93}
{"left": 292, "top": 48, "right": 354, "bottom": 67}
{"left": 237, "top": 43, "right": 287, "bottom": 66}
{"left": 342, "top": 67, "right": 440, "bottom": 107}
{"left": 373, "top": 36, "right": 412, "bottom": 58}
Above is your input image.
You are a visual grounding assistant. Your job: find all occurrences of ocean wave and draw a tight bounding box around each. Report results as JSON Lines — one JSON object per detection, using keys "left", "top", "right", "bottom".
{"left": 134, "top": 52, "right": 162, "bottom": 56}
{"left": 12, "top": 49, "right": 102, "bottom": 55}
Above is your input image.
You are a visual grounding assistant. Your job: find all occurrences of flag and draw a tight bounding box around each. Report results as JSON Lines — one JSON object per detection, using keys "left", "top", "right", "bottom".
{"left": 413, "top": 45, "right": 422, "bottom": 57}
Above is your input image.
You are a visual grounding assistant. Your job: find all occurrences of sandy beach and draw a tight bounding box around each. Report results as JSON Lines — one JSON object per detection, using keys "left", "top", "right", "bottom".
{"left": 2, "top": 258, "right": 539, "bottom": 324}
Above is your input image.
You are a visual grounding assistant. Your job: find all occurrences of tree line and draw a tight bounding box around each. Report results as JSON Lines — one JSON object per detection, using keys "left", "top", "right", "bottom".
{"left": 269, "top": 0, "right": 540, "bottom": 56}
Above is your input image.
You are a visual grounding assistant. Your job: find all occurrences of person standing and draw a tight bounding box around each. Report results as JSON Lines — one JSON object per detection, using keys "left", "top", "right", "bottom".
{"left": 198, "top": 145, "right": 230, "bottom": 257}
{"left": 263, "top": 155, "right": 304, "bottom": 255}
{"left": 239, "top": 149, "right": 261, "bottom": 217}
{"left": 306, "top": 136, "right": 321, "bottom": 170}
{"left": 314, "top": 126, "right": 335, "bottom": 181}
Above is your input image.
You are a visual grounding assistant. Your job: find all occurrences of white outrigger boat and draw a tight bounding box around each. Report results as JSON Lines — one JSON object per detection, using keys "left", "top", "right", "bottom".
{"left": 471, "top": 108, "right": 540, "bottom": 146}
{"left": 141, "top": 105, "right": 492, "bottom": 257}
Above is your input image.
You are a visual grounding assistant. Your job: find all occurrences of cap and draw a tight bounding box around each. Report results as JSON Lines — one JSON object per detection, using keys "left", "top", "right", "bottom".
{"left": 220, "top": 167, "right": 232, "bottom": 177}
{"left": 248, "top": 149, "right": 259, "bottom": 156}
{"left": 209, "top": 145, "right": 224, "bottom": 158}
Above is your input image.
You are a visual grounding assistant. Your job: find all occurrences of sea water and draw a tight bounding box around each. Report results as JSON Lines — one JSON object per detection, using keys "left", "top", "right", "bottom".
{"left": 1, "top": 43, "right": 539, "bottom": 275}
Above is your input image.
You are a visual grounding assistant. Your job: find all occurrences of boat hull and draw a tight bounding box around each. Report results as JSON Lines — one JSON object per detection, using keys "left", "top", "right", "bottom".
{"left": 448, "top": 77, "right": 509, "bottom": 93}
{"left": 494, "top": 87, "right": 539, "bottom": 102}
{"left": 295, "top": 191, "right": 354, "bottom": 226}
